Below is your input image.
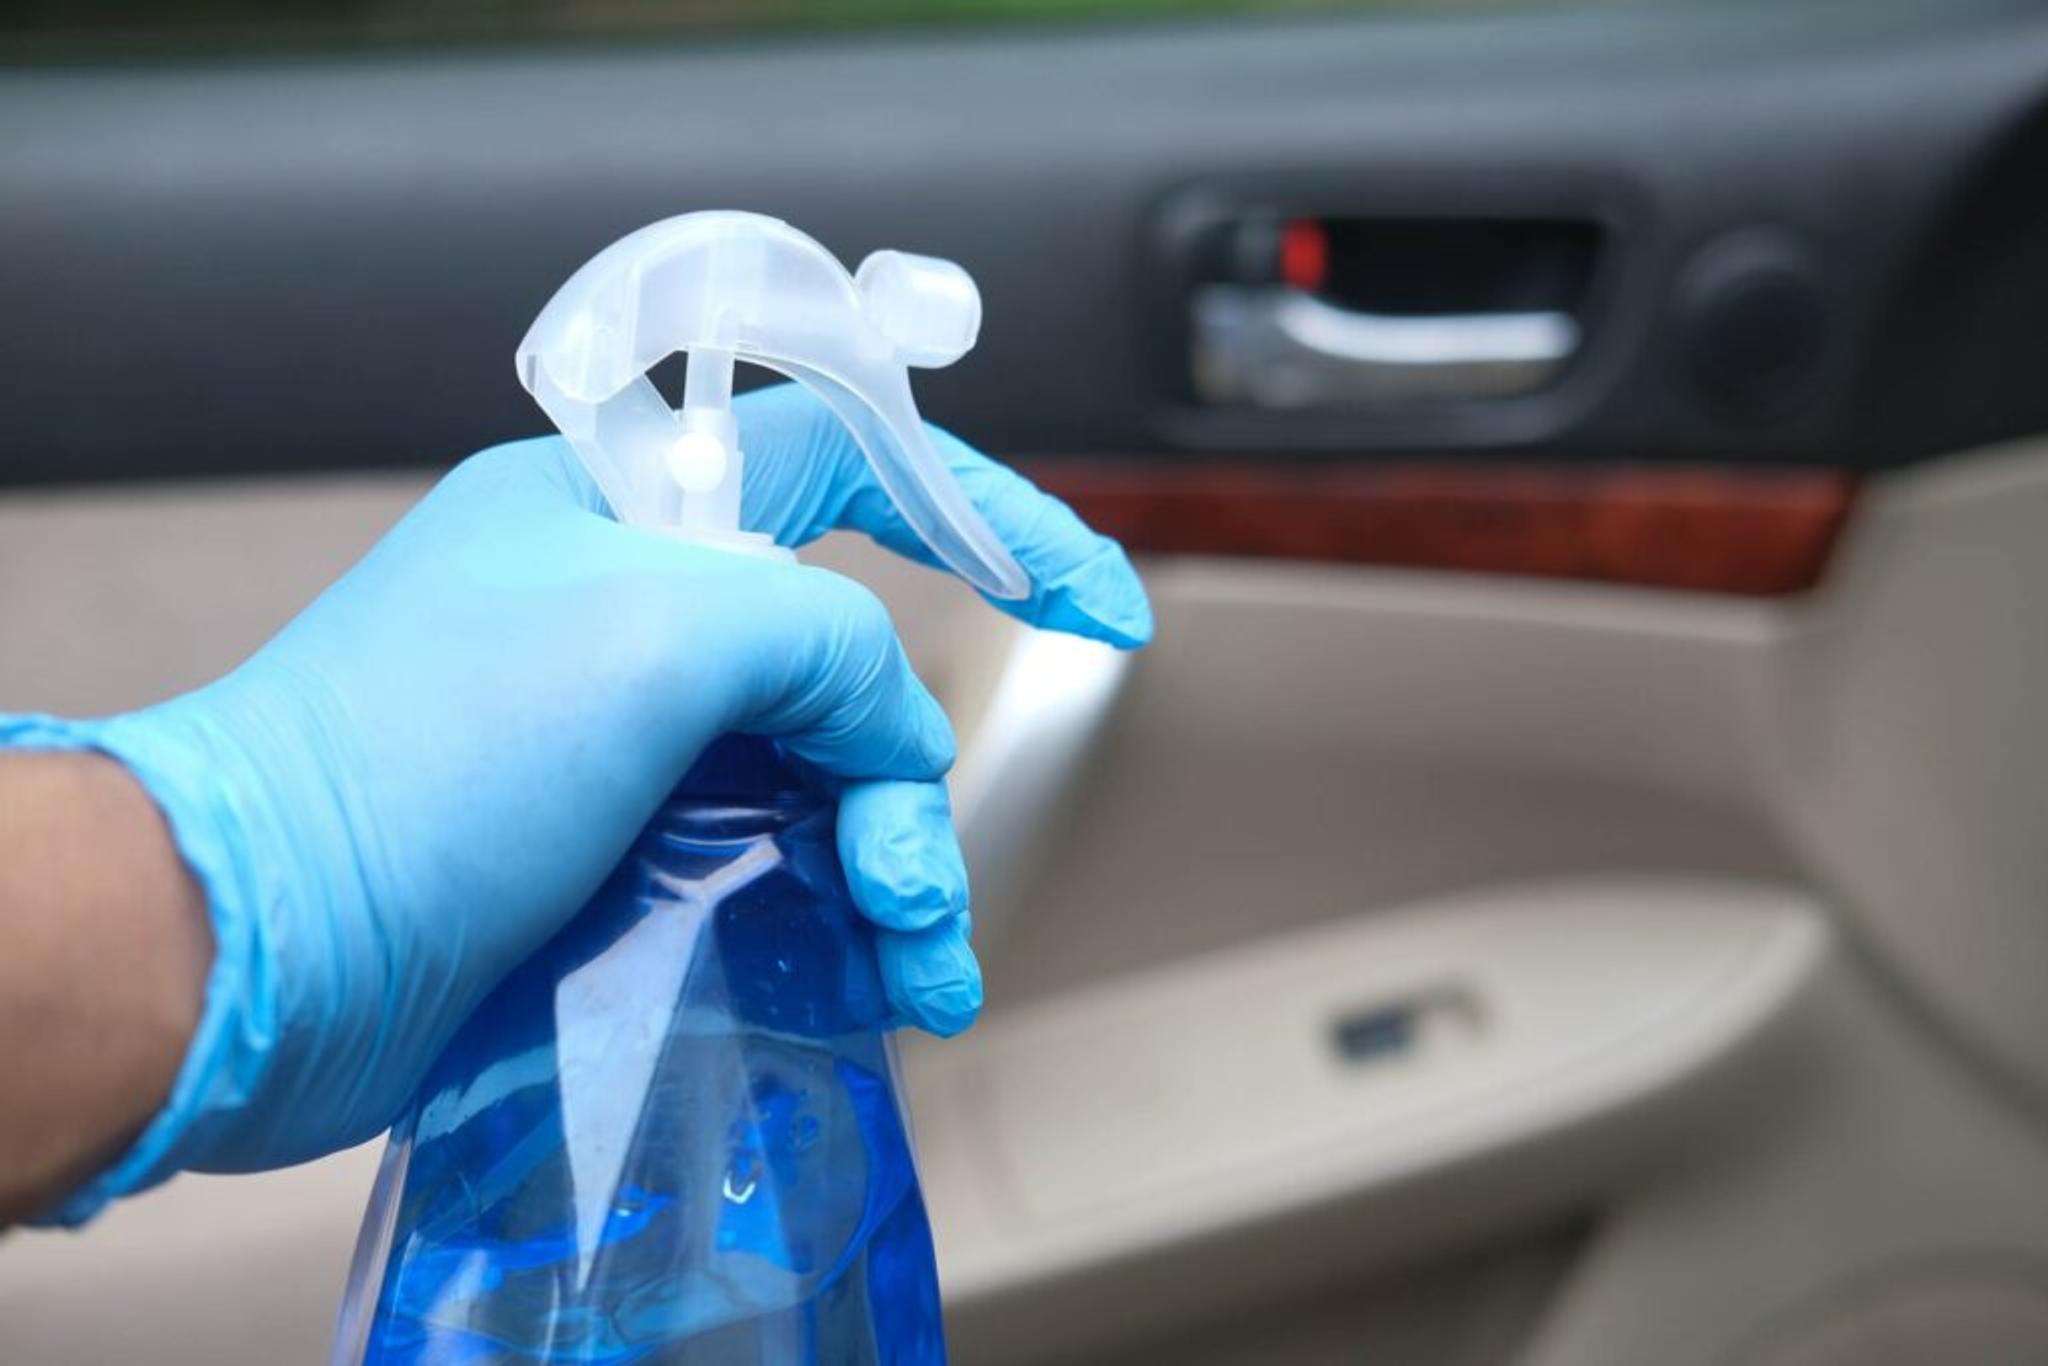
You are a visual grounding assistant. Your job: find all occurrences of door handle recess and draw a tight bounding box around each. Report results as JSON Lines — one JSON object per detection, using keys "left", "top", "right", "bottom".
{"left": 1193, "top": 284, "right": 1579, "bottom": 407}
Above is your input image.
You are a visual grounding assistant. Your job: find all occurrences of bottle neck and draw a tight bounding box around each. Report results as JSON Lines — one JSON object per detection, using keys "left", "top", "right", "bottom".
{"left": 672, "top": 734, "right": 828, "bottom": 804}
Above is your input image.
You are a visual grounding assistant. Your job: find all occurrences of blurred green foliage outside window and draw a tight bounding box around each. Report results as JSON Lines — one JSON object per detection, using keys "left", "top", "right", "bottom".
{"left": 6, "top": 0, "right": 1514, "bottom": 55}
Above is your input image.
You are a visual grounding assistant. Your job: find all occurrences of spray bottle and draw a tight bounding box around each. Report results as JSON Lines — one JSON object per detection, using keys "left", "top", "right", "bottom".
{"left": 329, "top": 211, "right": 1027, "bottom": 1365}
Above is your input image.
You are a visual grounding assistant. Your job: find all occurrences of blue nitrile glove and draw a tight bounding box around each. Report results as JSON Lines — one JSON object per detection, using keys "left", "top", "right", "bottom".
{"left": 6, "top": 382, "right": 1151, "bottom": 1223}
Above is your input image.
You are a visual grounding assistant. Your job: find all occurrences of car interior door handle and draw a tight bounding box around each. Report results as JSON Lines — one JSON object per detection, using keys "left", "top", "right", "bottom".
{"left": 1193, "top": 284, "right": 1581, "bottom": 407}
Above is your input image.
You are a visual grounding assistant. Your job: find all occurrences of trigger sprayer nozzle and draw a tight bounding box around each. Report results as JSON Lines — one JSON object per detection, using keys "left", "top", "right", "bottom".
{"left": 515, "top": 212, "right": 1030, "bottom": 600}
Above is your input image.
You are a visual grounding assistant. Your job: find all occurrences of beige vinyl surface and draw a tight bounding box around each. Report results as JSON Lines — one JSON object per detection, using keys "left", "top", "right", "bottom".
{"left": 5, "top": 437, "right": 2048, "bottom": 1364}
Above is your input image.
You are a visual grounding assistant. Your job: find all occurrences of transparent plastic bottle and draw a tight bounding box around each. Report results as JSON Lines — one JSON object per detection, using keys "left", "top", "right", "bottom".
{"left": 331, "top": 736, "right": 945, "bottom": 1365}
{"left": 334, "top": 210, "right": 1019, "bottom": 1366}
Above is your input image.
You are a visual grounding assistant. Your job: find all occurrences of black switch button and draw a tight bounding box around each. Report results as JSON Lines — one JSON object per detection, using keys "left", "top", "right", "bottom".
{"left": 1675, "top": 229, "right": 1832, "bottom": 426}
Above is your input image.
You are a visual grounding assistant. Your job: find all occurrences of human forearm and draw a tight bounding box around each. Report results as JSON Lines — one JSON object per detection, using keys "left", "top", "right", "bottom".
{"left": 0, "top": 750, "right": 211, "bottom": 1225}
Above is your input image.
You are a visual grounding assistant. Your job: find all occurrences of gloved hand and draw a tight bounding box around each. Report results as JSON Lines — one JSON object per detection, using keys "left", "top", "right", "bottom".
{"left": 10, "top": 382, "right": 1150, "bottom": 1223}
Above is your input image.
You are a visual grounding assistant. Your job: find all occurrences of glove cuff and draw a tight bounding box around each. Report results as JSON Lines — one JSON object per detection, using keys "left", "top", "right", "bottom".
{"left": 1, "top": 708, "right": 278, "bottom": 1226}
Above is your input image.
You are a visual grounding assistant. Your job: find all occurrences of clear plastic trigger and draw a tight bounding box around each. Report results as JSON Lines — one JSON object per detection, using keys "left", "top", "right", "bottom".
{"left": 514, "top": 211, "right": 1030, "bottom": 601}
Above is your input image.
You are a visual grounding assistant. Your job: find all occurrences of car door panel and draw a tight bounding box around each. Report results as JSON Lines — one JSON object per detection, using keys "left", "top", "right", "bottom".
{"left": 7, "top": 3, "right": 2048, "bottom": 1364}
{"left": 7, "top": 2, "right": 2048, "bottom": 481}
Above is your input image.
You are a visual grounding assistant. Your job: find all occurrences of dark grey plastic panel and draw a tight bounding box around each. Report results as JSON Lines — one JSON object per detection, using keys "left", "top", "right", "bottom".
{"left": 3, "top": 0, "right": 2047, "bottom": 483}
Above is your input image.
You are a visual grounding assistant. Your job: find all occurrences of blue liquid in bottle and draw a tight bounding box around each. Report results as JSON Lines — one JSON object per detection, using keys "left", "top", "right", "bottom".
{"left": 332, "top": 737, "right": 946, "bottom": 1365}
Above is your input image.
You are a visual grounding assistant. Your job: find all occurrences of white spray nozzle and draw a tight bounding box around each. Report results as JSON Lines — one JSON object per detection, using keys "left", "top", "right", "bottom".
{"left": 515, "top": 211, "right": 1029, "bottom": 600}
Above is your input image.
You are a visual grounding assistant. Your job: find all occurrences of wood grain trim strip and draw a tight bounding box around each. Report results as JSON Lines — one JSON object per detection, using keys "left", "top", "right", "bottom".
{"left": 1020, "top": 459, "right": 1857, "bottom": 597}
